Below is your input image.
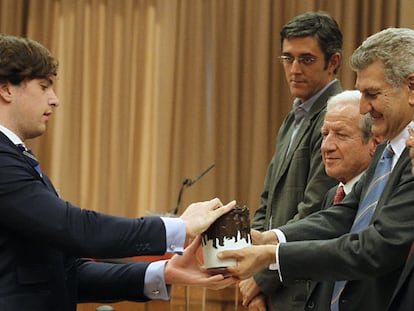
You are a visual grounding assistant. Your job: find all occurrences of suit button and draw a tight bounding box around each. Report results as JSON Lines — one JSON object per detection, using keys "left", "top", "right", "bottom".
{"left": 170, "top": 244, "right": 176, "bottom": 251}
{"left": 306, "top": 301, "right": 315, "bottom": 309}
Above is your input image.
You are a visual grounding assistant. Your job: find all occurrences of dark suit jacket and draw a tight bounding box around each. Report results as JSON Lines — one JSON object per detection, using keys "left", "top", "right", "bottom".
{"left": 0, "top": 132, "right": 169, "bottom": 311}
{"left": 387, "top": 248, "right": 414, "bottom": 310}
{"left": 251, "top": 81, "right": 340, "bottom": 307}
{"left": 303, "top": 185, "right": 340, "bottom": 310}
{"left": 266, "top": 186, "right": 340, "bottom": 310}
{"left": 277, "top": 142, "right": 414, "bottom": 311}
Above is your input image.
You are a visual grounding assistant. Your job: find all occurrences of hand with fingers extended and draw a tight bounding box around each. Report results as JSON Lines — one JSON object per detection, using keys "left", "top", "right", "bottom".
{"left": 180, "top": 198, "right": 236, "bottom": 239}
{"left": 165, "top": 235, "right": 237, "bottom": 289}
{"left": 218, "top": 245, "right": 277, "bottom": 280}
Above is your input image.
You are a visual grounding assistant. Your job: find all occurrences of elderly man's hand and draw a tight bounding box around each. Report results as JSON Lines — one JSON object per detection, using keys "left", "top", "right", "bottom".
{"left": 218, "top": 245, "right": 277, "bottom": 280}
{"left": 246, "top": 294, "right": 268, "bottom": 311}
{"left": 251, "top": 229, "right": 279, "bottom": 245}
{"left": 239, "top": 277, "right": 262, "bottom": 307}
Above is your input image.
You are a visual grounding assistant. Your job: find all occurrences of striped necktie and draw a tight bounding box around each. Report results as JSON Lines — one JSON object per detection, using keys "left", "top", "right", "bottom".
{"left": 331, "top": 143, "right": 394, "bottom": 310}
{"left": 17, "top": 144, "right": 42, "bottom": 176}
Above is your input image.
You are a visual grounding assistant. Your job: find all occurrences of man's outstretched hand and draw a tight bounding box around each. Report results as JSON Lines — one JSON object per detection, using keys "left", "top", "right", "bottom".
{"left": 180, "top": 198, "right": 236, "bottom": 239}
{"left": 164, "top": 235, "right": 237, "bottom": 289}
{"left": 218, "top": 245, "right": 277, "bottom": 280}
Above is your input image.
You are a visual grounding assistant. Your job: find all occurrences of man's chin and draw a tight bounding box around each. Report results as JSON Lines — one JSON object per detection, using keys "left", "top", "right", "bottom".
{"left": 289, "top": 89, "right": 309, "bottom": 101}
{"left": 27, "top": 129, "right": 46, "bottom": 140}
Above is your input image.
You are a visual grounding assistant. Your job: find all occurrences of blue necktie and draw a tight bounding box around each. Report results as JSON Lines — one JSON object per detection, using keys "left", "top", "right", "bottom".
{"left": 17, "top": 144, "right": 42, "bottom": 176}
{"left": 331, "top": 144, "right": 394, "bottom": 310}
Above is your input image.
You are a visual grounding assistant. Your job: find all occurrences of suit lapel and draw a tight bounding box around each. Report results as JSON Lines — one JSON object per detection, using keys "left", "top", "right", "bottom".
{"left": 369, "top": 146, "right": 408, "bottom": 219}
{"left": 271, "top": 112, "right": 295, "bottom": 179}
{"left": 0, "top": 132, "right": 56, "bottom": 192}
{"left": 270, "top": 80, "right": 342, "bottom": 193}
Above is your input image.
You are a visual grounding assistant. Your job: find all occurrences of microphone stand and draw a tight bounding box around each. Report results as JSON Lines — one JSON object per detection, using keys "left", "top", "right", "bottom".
{"left": 171, "top": 163, "right": 215, "bottom": 215}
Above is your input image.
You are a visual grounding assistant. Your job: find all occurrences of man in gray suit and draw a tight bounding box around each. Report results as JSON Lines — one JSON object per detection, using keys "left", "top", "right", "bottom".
{"left": 221, "top": 27, "right": 414, "bottom": 311}
{"left": 239, "top": 11, "right": 342, "bottom": 310}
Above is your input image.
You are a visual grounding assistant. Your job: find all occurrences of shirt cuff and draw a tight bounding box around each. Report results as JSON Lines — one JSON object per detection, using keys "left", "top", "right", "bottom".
{"left": 161, "top": 217, "right": 186, "bottom": 254}
{"left": 143, "top": 260, "right": 171, "bottom": 300}
{"left": 272, "top": 228, "right": 286, "bottom": 243}
{"left": 275, "top": 244, "right": 283, "bottom": 282}
{"left": 268, "top": 229, "right": 285, "bottom": 272}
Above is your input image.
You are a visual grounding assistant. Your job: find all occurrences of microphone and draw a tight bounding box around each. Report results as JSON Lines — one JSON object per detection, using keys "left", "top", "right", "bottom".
{"left": 171, "top": 163, "right": 215, "bottom": 215}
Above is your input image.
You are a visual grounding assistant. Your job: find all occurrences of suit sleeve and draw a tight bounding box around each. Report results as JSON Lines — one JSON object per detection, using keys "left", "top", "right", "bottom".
{"left": 252, "top": 153, "right": 276, "bottom": 231}
{"left": 0, "top": 146, "right": 168, "bottom": 258}
{"left": 76, "top": 259, "right": 152, "bottom": 303}
{"left": 252, "top": 115, "right": 294, "bottom": 231}
{"left": 287, "top": 112, "right": 336, "bottom": 223}
{"left": 278, "top": 150, "right": 414, "bottom": 284}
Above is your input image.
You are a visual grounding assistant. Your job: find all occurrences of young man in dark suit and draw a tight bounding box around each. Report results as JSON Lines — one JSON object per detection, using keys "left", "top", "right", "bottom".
{"left": 239, "top": 11, "right": 342, "bottom": 310}
{"left": 221, "top": 27, "right": 414, "bottom": 311}
{"left": 0, "top": 34, "right": 235, "bottom": 311}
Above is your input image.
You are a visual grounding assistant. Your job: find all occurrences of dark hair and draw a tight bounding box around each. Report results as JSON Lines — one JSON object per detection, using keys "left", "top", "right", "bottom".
{"left": 280, "top": 11, "right": 343, "bottom": 73}
{"left": 0, "top": 34, "right": 58, "bottom": 85}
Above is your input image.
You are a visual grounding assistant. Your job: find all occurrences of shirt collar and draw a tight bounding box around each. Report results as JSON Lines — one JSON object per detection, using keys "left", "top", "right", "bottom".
{"left": 292, "top": 79, "right": 338, "bottom": 112}
{"left": 388, "top": 120, "right": 414, "bottom": 167}
{"left": 0, "top": 125, "right": 24, "bottom": 145}
{"left": 341, "top": 171, "right": 365, "bottom": 195}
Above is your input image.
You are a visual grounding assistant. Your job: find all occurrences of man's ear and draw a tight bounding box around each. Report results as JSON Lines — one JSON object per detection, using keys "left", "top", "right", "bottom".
{"left": 328, "top": 52, "right": 341, "bottom": 74}
{"left": 369, "top": 135, "right": 385, "bottom": 157}
{"left": 408, "top": 74, "right": 414, "bottom": 90}
{"left": 0, "top": 82, "right": 13, "bottom": 103}
{"left": 406, "top": 74, "right": 414, "bottom": 114}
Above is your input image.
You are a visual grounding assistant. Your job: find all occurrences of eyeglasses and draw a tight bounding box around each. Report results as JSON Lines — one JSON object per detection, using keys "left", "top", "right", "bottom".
{"left": 278, "top": 55, "right": 318, "bottom": 66}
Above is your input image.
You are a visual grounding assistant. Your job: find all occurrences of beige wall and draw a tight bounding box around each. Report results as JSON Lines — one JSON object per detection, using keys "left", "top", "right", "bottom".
{"left": 400, "top": 0, "right": 414, "bottom": 28}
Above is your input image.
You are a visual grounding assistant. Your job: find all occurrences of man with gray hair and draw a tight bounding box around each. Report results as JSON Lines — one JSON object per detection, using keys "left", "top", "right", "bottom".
{"left": 305, "top": 90, "right": 383, "bottom": 310}
{"left": 321, "top": 90, "right": 380, "bottom": 193}
{"left": 220, "top": 27, "right": 414, "bottom": 311}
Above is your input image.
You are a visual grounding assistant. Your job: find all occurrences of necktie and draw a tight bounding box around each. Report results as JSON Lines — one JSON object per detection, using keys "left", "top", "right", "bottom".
{"left": 17, "top": 144, "right": 42, "bottom": 176}
{"left": 350, "top": 144, "right": 394, "bottom": 232}
{"left": 333, "top": 185, "right": 345, "bottom": 204}
{"left": 331, "top": 144, "right": 394, "bottom": 310}
{"left": 293, "top": 100, "right": 306, "bottom": 126}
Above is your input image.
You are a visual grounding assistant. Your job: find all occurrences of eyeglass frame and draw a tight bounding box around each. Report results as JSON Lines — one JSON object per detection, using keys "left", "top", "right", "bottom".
{"left": 278, "top": 54, "right": 318, "bottom": 66}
